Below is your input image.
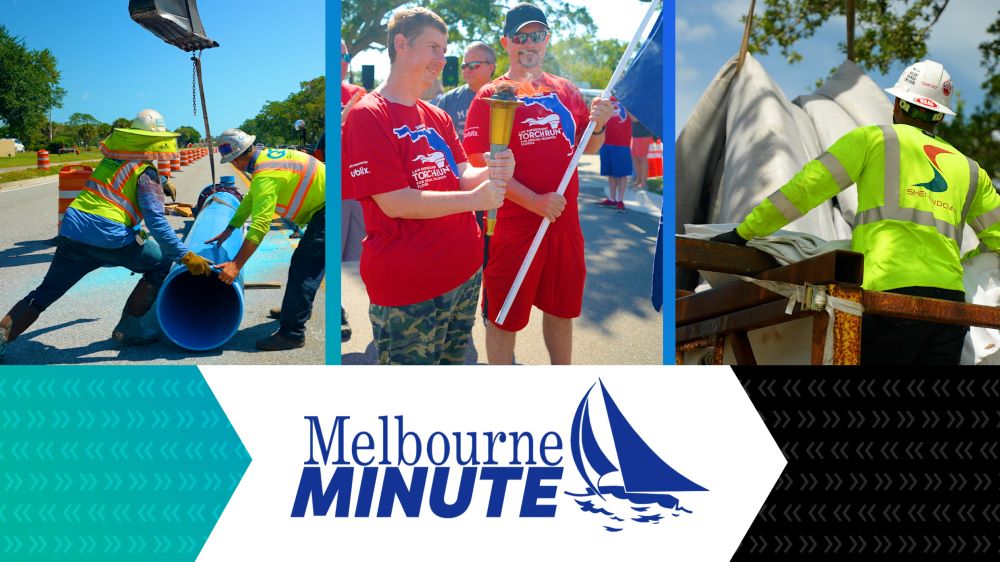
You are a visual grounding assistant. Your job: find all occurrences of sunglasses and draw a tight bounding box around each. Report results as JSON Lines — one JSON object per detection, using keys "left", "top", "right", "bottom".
{"left": 341, "top": 53, "right": 351, "bottom": 63}
{"left": 509, "top": 30, "right": 548, "bottom": 45}
{"left": 461, "top": 61, "right": 491, "bottom": 71}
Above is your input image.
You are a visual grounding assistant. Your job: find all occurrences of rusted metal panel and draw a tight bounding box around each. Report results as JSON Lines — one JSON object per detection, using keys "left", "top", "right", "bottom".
{"left": 831, "top": 285, "right": 862, "bottom": 365}
{"left": 676, "top": 238, "right": 780, "bottom": 276}
{"left": 863, "top": 291, "right": 1000, "bottom": 329}
{"left": 811, "top": 313, "right": 830, "bottom": 365}
{"left": 677, "top": 299, "right": 814, "bottom": 342}
{"left": 730, "top": 331, "right": 757, "bottom": 365}
{"left": 677, "top": 250, "right": 864, "bottom": 326}
{"left": 713, "top": 335, "right": 726, "bottom": 365}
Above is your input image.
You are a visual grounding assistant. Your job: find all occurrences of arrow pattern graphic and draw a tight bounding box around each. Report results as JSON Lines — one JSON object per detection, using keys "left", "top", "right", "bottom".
{"left": 0, "top": 367, "right": 249, "bottom": 561}
{"left": 734, "top": 371, "right": 1000, "bottom": 560}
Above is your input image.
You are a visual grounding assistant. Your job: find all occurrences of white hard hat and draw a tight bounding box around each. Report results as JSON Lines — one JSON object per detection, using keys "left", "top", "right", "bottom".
{"left": 884, "top": 60, "right": 956, "bottom": 117}
{"left": 131, "top": 109, "right": 169, "bottom": 133}
{"left": 217, "top": 128, "right": 257, "bottom": 164}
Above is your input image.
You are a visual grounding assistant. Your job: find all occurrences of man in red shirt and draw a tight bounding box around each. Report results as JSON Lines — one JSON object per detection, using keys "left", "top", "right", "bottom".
{"left": 464, "top": 3, "right": 612, "bottom": 365}
{"left": 343, "top": 7, "right": 514, "bottom": 365}
{"left": 596, "top": 98, "right": 633, "bottom": 212}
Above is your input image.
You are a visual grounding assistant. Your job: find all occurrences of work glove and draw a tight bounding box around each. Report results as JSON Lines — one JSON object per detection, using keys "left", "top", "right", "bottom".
{"left": 162, "top": 179, "right": 178, "bottom": 202}
{"left": 180, "top": 252, "right": 213, "bottom": 276}
{"left": 710, "top": 229, "right": 749, "bottom": 246}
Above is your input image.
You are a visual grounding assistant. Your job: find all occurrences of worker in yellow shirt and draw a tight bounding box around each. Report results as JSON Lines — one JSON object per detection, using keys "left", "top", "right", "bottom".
{"left": 712, "top": 60, "right": 1000, "bottom": 365}
{"left": 207, "top": 128, "right": 326, "bottom": 351}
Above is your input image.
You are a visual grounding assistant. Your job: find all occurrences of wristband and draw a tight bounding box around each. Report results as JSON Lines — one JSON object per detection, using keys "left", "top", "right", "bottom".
{"left": 594, "top": 125, "right": 606, "bottom": 135}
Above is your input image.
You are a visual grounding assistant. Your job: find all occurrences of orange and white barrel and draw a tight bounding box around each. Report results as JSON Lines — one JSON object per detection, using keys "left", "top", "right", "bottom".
{"left": 58, "top": 165, "right": 92, "bottom": 229}
{"left": 157, "top": 159, "right": 171, "bottom": 179}
{"left": 170, "top": 154, "right": 181, "bottom": 173}
{"left": 37, "top": 150, "right": 50, "bottom": 171}
{"left": 647, "top": 141, "right": 663, "bottom": 178}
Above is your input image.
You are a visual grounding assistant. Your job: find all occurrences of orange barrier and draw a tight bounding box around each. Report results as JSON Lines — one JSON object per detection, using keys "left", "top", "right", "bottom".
{"left": 157, "top": 159, "right": 171, "bottom": 179}
{"left": 58, "top": 165, "right": 92, "bottom": 228}
{"left": 171, "top": 154, "right": 181, "bottom": 172}
{"left": 37, "top": 150, "right": 50, "bottom": 171}
{"left": 647, "top": 141, "right": 663, "bottom": 178}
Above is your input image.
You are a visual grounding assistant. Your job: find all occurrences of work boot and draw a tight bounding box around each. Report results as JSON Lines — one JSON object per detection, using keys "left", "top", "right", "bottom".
{"left": 341, "top": 307, "right": 351, "bottom": 343}
{"left": 1, "top": 300, "right": 43, "bottom": 361}
{"left": 123, "top": 279, "right": 160, "bottom": 317}
{"left": 268, "top": 307, "right": 281, "bottom": 320}
{"left": 256, "top": 331, "right": 305, "bottom": 351}
{"left": 112, "top": 310, "right": 159, "bottom": 346}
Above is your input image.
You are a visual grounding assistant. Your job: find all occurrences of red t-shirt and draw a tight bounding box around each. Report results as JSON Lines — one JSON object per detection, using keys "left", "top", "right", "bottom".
{"left": 605, "top": 97, "right": 632, "bottom": 147}
{"left": 344, "top": 91, "right": 482, "bottom": 307}
{"left": 341, "top": 82, "right": 367, "bottom": 200}
{"left": 463, "top": 72, "right": 590, "bottom": 233}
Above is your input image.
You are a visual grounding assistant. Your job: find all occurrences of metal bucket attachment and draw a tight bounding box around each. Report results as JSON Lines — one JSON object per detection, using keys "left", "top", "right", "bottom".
{"left": 128, "top": 0, "right": 219, "bottom": 52}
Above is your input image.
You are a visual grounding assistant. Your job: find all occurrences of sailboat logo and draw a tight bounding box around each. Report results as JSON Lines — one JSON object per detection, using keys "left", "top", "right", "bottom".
{"left": 567, "top": 379, "right": 708, "bottom": 532}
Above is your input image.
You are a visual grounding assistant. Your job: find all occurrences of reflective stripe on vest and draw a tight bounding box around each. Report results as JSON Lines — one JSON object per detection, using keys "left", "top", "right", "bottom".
{"left": 81, "top": 161, "right": 144, "bottom": 225}
{"left": 854, "top": 125, "right": 978, "bottom": 248}
{"left": 261, "top": 157, "right": 319, "bottom": 221}
{"left": 768, "top": 150, "right": 856, "bottom": 223}
{"left": 99, "top": 141, "right": 177, "bottom": 162}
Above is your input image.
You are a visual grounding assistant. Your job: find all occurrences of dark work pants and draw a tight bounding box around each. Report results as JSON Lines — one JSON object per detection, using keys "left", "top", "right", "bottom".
{"left": 861, "top": 286, "right": 968, "bottom": 366}
{"left": 279, "top": 208, "right": 325, "bottom": 341}
{"left": 25, "top": 236, "right": 171, "bottom": 312}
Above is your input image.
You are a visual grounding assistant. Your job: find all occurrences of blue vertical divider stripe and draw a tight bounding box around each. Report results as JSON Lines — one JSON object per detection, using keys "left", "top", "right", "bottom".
{"left": 0, "top": 366, "right": 250, "bottom": 561}
{"left": 327, "top": 0, "right": 343, "bottom": 365}
{"left": 662, "top": 0, "right": 676, "bottom": 364}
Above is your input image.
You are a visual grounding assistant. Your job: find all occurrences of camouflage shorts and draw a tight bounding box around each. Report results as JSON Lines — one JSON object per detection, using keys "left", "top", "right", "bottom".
{"left": 370, "top": 270, "right": 482, "bottom": 365}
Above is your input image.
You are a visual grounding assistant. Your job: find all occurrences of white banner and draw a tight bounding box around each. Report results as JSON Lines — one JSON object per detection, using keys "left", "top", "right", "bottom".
{"left": 199, "top": 366, "right": 785, "bottom": 561}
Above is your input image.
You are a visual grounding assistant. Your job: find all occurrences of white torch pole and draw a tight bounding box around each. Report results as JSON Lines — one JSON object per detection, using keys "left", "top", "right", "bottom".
{"left": 494, "top": 0, "right": 661, "bottom": 325}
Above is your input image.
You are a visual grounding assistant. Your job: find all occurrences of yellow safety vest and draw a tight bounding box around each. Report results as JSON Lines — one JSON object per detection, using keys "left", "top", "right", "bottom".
{"left": 68, "top": 157, "right": 150, "bottom": 227}
{"left": 738, "top": 124, "right": 1000, "bottom": 292}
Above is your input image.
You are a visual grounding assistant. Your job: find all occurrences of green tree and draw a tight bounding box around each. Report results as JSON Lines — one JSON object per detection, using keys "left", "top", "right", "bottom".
{"left": 174, "top": 125, "right": 203, "bottom": 146}
{"left": 547, "top": 37, "right": 626, "bottom": 89}
{"left": 239, "top": 76, "right": 325, "bottom": 146}
{"left": 66, "top": 112, "right": 103, "bottom": 147}
{"left": 112, "top": 117, "right": 132, "bottom": 129}
{"left": 342, "top": 0, "right": 595, "bottom": 58}
{"left": 0, "top": 25, "right": 66, "bottom": 149}
{"left": 747, "top": 0, "right": 951, "bottom": 74}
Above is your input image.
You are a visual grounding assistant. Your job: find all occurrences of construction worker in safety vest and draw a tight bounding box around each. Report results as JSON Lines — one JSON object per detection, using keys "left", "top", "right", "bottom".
{"left": 206, "top": 128, "right": 326, "bottom": 351}
{"left": 0, "top": 109, "right": 214, "bottom": 362}
{"left": 711, "top": 61, "right": 1000, "bottom": 365}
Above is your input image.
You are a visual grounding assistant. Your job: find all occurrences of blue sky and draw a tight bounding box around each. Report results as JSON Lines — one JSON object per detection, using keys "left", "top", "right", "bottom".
{"left": 2, "top": 0, "right": 324, "bottom": 132}
{"left": 676, "top": 0, "right": 996, "bottom": 134}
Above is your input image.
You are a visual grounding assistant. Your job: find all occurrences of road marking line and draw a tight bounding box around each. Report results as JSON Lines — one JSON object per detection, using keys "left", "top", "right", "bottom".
{"left": 0, "top": 177, "right": 59, "bottom": 194}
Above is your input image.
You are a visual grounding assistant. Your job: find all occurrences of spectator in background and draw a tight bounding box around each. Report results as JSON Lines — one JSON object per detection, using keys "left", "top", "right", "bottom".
{"left": 340, "top": 38, "right": 367, "bottom": 343}
{"left": 630, "top": 113, "right": 654, "bottom": 190}
{"left": 432, "top": 41, "right": 497, "bottom": 137}
{"left": 597, "top": 97, "right": 633, "bottom": 212}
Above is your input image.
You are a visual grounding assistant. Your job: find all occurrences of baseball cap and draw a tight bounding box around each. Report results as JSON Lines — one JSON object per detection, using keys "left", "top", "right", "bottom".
{"left": 503, "top": 3, "right": 549, "bottom": 37}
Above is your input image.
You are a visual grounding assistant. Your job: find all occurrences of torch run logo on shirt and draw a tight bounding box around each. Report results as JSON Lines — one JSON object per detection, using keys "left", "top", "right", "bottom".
{"left": 393, "top": 125, "right": 460, "bottom": 183}
{"left": 289, "top": 379, "right": 707, "bottom": 532}
{"left": 517, "top": 93, "right": 576, "bottom": 148}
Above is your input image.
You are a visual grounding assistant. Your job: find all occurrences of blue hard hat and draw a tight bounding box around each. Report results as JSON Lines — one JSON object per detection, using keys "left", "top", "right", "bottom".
{"left": 220, "top": 175, "right": 236, "bottom": 185}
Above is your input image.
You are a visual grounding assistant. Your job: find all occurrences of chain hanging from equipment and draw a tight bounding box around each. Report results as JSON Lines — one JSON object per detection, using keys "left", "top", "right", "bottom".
{"left": 191, "top": 50, "right": 217, "bottom": 186}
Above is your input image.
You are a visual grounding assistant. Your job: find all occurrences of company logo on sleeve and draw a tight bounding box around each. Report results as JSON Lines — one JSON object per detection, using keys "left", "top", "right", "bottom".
{"left": 289, "top": 379, "right": 707, "bottom": 533}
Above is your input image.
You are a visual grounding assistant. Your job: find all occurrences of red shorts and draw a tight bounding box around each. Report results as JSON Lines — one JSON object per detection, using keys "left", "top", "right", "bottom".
{"left": 631, "top": 137, "right": 652, "bottom": 158}
{"left": 483, "top": 219, "right": 586, "bottom": 332}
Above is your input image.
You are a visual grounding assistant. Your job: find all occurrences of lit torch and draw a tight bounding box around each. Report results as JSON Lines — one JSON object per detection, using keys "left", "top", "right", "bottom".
{"left": 484, "top": 82, "right": 524, "bottom": 236}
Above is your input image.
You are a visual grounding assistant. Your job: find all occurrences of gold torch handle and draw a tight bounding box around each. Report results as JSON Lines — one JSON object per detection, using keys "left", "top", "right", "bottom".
{"left": 486, "top": 144, "right": 506, "bottom": 237}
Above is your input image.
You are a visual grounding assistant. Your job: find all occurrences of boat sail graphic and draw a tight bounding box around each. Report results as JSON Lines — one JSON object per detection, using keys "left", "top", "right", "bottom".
{"left": 571, "top": 380, "right": 707, "bottom": 498}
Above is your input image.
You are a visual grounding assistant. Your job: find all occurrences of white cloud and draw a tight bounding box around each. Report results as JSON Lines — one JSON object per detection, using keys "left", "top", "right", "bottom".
{"left": 677, "top": 17, "right": 716, "bottom": 42}
{"left": 676, "top": 50, "right": 699, "bottom": 83}
{"left": 712, "top": 0, "right": 749, "bottom": 30}
{"left": 80, "top": 92, "right": 90, "bottom": 100}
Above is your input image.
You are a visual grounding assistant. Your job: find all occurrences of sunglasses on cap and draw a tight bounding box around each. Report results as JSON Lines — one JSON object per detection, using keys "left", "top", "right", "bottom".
{"left": 341, "top": 53, "right": 351, "bottom": 63}
{"left": 461, "top": 61, "right": 491, "bottom": 71}
{"left": 509, "top": 30, "right": 548, "bottom": 45}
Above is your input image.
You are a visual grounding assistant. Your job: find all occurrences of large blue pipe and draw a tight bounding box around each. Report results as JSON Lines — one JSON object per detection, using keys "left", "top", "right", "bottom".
{"left": 156, "top": 190, "right": 244, "bottom": 351}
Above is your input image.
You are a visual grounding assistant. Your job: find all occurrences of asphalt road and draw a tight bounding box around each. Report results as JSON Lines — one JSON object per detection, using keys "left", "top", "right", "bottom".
{"left": 341, "top": 154, "right": 664, "bottom": 365}
{"left": 0, "top": 154, "right": 325, "bottom": 365}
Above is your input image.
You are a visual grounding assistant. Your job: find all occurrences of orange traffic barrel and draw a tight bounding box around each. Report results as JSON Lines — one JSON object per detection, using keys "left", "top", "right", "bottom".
{"left": 58, "top": 165, "right": 92, "bottom": 228}
{"left": 37, "top": 150, "right": 50, "bottom": 171}
{"left": 647, "top": 141, "right": 663, "bottom": 178}
{"left": 157, "top": 159, "right": 171, "bottom": 179}
{"left": 181, "top": 150, "right": 190, "bottom": 166}
{"left": 170, "top": 154, "right": 181, "bottom": 172}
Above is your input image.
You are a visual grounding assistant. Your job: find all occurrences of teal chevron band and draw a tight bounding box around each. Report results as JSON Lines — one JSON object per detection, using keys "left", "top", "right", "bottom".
{"left": 0, "top": 367, "right": 249, "bottom": 561}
